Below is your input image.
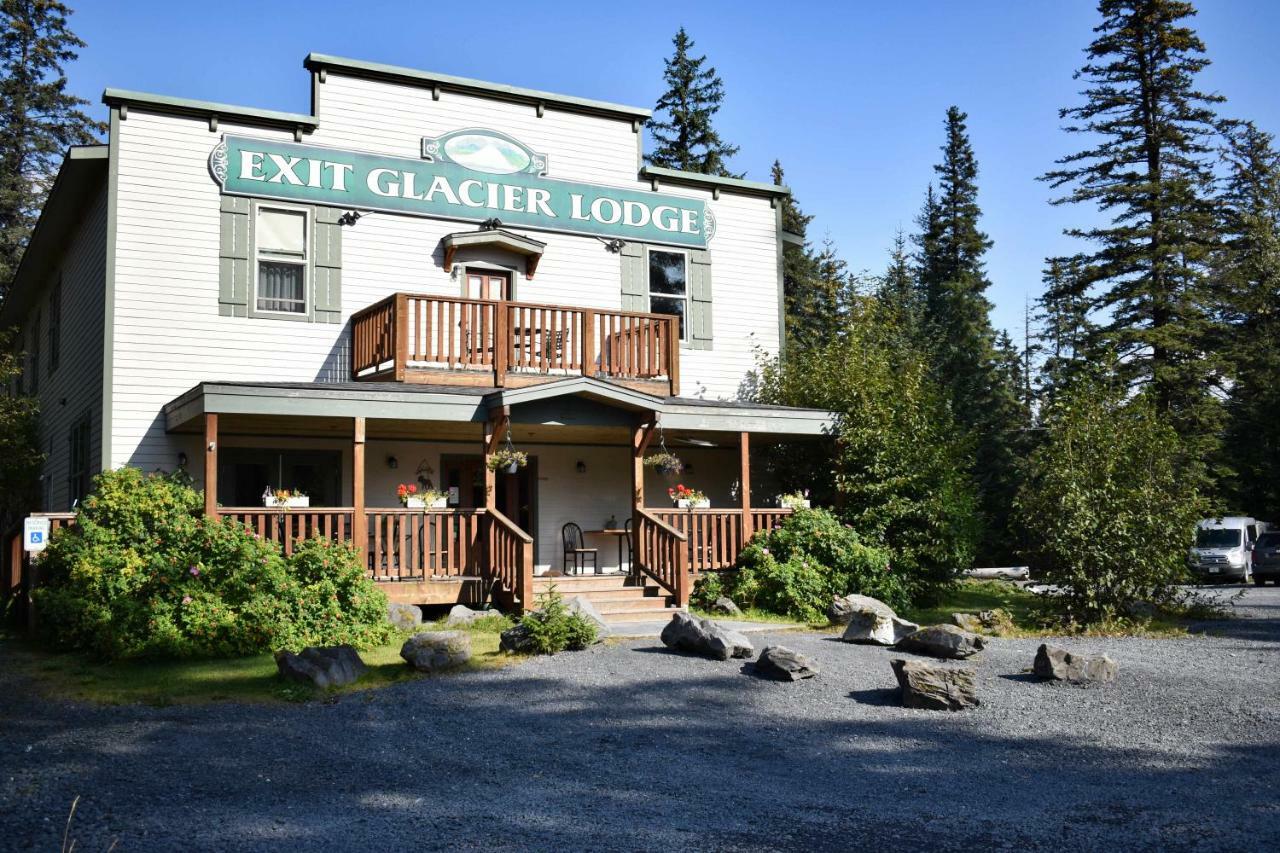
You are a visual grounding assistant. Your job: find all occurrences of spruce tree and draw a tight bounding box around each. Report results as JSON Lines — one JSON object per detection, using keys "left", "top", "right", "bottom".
{"left": 1035, "top": 256, "right": 1096, "bottom": 402}
{"left": 1213, "top": 122, "right": 1280, "bottom": 517}
{"left": 1042, "top": 0, "right": 1226, "bottom": 458}
{"left": 773, "top": 160, "right": 838, "bottom": 352}
{"left": 914, "top": 107, "right": 1025, "bottom": 564}
{"left": 876, "top": 229, "right": 923, "bottom": 335}
{"left": 0, "top": 0, "right": 104, "bottom": 299}
{"left": 645, "top": 28, "right": 740, "bottom": 177}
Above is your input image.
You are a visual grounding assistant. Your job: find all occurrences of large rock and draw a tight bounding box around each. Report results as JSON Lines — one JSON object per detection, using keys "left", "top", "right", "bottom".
{"left": 387, "top": 602, "right": 423, "bottom": 631}
{"left": 895, "top": 624, "right": 986, "bottom": 659}
{"left": 1033, "top": 644, "right": 1118, "bottom": 684}
{"left": 950, "top": 608, "right": 1015, "bottom": 636}
{"left": 711, "top": 596, "right": 743, "bottom": 617}
{"left": 275, "top": 645, "right": 367, "bottom": 689}
{"left": 891, "top": 658, "right": 979, "bottom": 711}
{"left": 828, "top": 593, "right": 896, "bottom": 626}
{"left": 660, "top": 612, "right": 754, "bottom": 661}
{"left": 841, "top": 610, "right": 919, "bottom": 646}
{"left": 565, "top": 596, "right": 611, "bottom": 641}
{"left": 445, "top": 604, "right": 487, "bottom": 626}
{"left": 401, "top": 631, "right": 471, "bottom": 673}
{"left": 754, "top": 645, "right": 819, "bottom": 681}
{"left": 500, "top": 623, "right": 534, "bottom": 654}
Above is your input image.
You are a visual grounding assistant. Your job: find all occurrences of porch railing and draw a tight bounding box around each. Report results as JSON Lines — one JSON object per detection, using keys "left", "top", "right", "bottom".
{"left": 651, "top": 507, "right": 794, "bottom": 574}
{"left": 634, "top": 508, "right": 690, "bottom": 606}
{"left": 487, "top": 507, "right": 534, "bottom": 609}
{"left": 350, "top": 293, "right": 680, "bottom": 393}
{"left": 366, "top": 508, "right": 484, "bottom": 581}
{"left": 217, "top": 508, "right": 355, "bottom": 555}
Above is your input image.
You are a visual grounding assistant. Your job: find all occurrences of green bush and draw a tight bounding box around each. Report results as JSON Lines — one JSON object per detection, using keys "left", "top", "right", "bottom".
{"left": 518, "top": 585, "right": 598, "bottom": 654}
{"left": 693, "top": 508, "right": 904, "bottom": 621}
{"left": 35, "top": 467, "right": 392, "bottom": 660}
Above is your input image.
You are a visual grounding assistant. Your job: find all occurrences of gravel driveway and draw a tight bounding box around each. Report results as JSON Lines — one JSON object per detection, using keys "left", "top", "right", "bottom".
{"left": 3, "top": 587, "right": 1280, "bottom": 852}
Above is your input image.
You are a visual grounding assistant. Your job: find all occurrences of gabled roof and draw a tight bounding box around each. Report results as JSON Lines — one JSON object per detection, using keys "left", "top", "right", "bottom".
{"left": 0, "top": 145, "right": 108, "bottom": 328}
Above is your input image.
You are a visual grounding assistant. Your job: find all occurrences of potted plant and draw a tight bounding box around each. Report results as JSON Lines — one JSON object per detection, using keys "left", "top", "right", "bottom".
{"left": 668, "top": 484, "right": 709, "bottom": 509}
{"left": 264, "top": 487, "right": 309, "bottom": 508}
{"left": 487, "top": 447, "right": 529, "bottom": 475}
{"left": 643, "top": 451, "right": 684, "bottom": 476}
{"left": 779, "top": 490, "right": 811, "bottom": 510}
{"left": 398, "top": 483, "right": 448, "bottom": 508}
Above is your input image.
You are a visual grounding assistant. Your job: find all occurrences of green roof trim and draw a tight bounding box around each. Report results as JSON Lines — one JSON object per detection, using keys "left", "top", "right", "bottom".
{"left": 102, "top": 88, "right": 319, "bottom": 130}
{"left": 304, "top": 54, "right": 652, "bottom": 122}
{"left": 639, "top": 166, "right": 790, "bottom": 199}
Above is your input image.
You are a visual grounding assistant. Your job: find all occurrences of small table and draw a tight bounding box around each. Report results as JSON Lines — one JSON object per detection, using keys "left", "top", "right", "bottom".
{"left": 584, "top": 528, "right": 630, "bottom": 575}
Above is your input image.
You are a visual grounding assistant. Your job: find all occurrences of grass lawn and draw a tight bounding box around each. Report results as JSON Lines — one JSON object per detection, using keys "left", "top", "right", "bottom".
{"left": 1, "top": 615, "right": 519, "bottom": 707}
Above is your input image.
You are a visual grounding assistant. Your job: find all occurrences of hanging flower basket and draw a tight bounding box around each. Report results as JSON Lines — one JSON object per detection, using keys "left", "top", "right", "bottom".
{"left": 643, "top": 451, "right": 685, "bottom": 476}
{"left": 487, "top": 447, "right": 528, "bottom": 474}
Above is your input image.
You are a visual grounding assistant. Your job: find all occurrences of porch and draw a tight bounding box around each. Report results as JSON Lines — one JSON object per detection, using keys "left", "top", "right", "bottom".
{"left": 161, "top": 377, "right": 831, "bottom": 618}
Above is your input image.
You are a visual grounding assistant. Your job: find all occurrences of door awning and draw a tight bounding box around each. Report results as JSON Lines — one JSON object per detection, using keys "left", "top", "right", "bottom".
{"left": 441, "top": 228, "right": 546, "bottom": 278}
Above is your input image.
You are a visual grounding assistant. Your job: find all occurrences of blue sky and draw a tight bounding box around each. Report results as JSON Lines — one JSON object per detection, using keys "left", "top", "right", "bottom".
{"left": 63, "top": 0, "right": 1280, "bottom": 339}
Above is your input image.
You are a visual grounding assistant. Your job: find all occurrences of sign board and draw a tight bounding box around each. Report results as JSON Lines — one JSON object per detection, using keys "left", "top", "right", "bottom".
{"left": 23, "top": 517, "right": 51, "bottom": 553}
{"left": 209, "top": 129, "right": 714, "bottom": 248}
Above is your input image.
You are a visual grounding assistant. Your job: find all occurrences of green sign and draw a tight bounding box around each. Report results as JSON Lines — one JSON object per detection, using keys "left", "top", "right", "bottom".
{"left": 209, "top": 130, "right": 714, "bottom": 247}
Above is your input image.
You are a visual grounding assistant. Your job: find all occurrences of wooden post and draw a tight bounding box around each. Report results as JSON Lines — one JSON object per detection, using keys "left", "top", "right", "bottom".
{"left": 739, "top": 431, "right": 753, "bottom": 547}
{"left": 494, "top": 301, "right": 509, "bottom": 387}
{"left": 484, "top": 408, "right": 509, "bottom": 511}
{"left": 352, "top": 417, "right": 367, "bottom": 560}
{"left": 667, "top": 315, "right": 681, "bottom": 397}
{"left": 393, "top": 294, "right": 408, "bottom": 382}
{"left": 581, "top": 308, "right": 596, "bottom": 378}
{"left": 203, "top": 413, "right": 218, "bottom": 517}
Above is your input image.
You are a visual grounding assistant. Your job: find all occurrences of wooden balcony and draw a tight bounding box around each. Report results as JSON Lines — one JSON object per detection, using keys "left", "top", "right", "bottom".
{"left": 350, "top": 293, "right": 681, "bottom": 396}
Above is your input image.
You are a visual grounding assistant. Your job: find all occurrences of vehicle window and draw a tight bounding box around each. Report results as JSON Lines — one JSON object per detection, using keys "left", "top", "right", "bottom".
{"left": 1195, "top": 528, "right": 1242, "bottom": 549}
{"left": 1257, "top": 533, "right": 1280, "bottom": 548}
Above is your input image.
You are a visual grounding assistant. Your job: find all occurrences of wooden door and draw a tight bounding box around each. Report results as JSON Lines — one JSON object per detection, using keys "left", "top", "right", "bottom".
{"left": 465, "top": 270, "right": 511, "bottom": 302}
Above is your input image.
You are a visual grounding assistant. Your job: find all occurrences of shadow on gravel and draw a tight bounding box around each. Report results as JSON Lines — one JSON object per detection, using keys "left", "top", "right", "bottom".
{"left": 849, "top": 687, "right": 899, "bottom": 706}
{"left": 1188, "top": 618, "right": 1280, "bottom": 645}
{"left": 998, "top": 672, "right": 1039, "bottom": 684}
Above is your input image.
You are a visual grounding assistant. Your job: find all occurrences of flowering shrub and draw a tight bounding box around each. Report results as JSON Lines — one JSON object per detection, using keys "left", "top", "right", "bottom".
{"left": 692, "top": 508, "right": 903, "bottom": 621}
{"left": 35, "top": 467, "right": 391, "bottom": 660}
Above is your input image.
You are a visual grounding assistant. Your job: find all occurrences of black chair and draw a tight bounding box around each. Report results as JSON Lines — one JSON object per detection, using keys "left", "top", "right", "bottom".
{"left": 623, "top": 517, "right": 634, "bottom": 577}
{"left": 562, "top": 522, "right": 598, "bottom": 575}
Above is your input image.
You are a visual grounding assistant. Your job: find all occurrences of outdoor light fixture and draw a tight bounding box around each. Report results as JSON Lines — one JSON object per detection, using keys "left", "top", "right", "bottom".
{"left": 576, "top": 460, "right": 587, "bottom": 474}
{"left": 387, "top": 455, "right": 399, "bottom": 470}
{"left": 684, "top": 463, "right": 695, "bottom": 474}
{"left": 177, "top": 452, "right": 188, "bottom": 468}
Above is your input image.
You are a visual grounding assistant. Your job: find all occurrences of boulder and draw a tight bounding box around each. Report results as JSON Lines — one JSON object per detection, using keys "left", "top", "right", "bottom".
{"left": 841, "top": 610, "right": 919, "bottom": 646}
{"left": 950, "top": 608, "right": 1015, "bottom": 636}
{"left": 895, "top": 624, "right": 986, "bottom": 659}
{"left": 401, "top": 631, "right": 472, "bottom": 673}
{"left": 754, "top": 645, "right": 819, "bottom": 681}
{"left": 711, "top": 596, "right": 743, "bottom": 617}
{"left": 828, "top": 593, "right": 896, "bottom": 626}
{"left": 660, "top": 612, "right": 755, "bottom": 661}
{"left": 1033, "top": 644, "right": 1118, "bottom": 684}
{"left": 891, "top": 658, "right": 979, "bottom": 711}
{"left": 275, "top": 645, "right": 367, "bottom": 689}
{"left": 499, "top": 623, "right": 534, "bottom": 654}
{"left": 445, "top": 604, "right": 486, "bottom": 626}
{"left": 387, "top": 602, "right": 423, "bottom": 631}
{"left": 565, "top": 596, "right": 612, "bottom": 641}
{"left": 1126, "top": 600, "right": 1157, "bottom": 621}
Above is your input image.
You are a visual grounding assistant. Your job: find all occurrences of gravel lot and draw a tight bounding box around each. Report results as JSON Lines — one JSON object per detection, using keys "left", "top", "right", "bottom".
{"left": 3, "top": 586, "right": 1280, "bottom": 852}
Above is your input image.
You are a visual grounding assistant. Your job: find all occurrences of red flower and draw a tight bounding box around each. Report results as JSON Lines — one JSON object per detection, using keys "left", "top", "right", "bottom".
{"left": 407, "top": 484, "right": 417, "bottom": 494}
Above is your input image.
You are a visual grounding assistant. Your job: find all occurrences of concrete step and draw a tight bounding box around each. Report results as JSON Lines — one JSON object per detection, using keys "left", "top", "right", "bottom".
{"left": 592, "top": 597, "right": 679, "bottom": 614}
{"left": 599, "top": 607, "right": 685, "bottom": 624}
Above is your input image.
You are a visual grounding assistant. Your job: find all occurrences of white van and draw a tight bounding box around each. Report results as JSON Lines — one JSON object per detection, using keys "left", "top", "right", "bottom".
{"left": 1189, "top": 517, "right": 1269, "bottom": 583}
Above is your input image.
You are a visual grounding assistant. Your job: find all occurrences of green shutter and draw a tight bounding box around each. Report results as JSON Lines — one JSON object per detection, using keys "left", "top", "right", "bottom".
{"left": 218, "top": 196, "right": 250, "bottom": 317}
{"left": 688, "top": 248, "right": 712, "bottom": 350}
{"left": 620, "top": 241, "right": 646, "bottom": 312}
{"left": 313, "top": 206, "right": 343, "bottom": 323}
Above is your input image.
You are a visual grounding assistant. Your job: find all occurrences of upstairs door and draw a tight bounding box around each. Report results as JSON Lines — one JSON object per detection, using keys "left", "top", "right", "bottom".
{"left": 465, "top": 270, "right": 511, "bottom": 302}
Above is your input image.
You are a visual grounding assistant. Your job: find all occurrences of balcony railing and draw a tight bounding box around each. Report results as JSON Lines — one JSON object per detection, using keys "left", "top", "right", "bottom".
{"left": 351, "top": 293, "right": 681, "bottom": 395}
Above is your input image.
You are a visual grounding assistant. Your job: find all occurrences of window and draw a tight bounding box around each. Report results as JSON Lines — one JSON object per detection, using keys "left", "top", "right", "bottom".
{"left": 647, "top": 250, "right": 688, "bottom": 339}
{"left": 255, "top": 207, "right": 308, "bottom": 314}
{"left": 48, "top": 275, "right": 61, "bottom": 374}
{"left": 67, "top": 413, "right": 91, "bottom": 506}
{"left": 28, "top": 311, "right": 40, "bottom": 395}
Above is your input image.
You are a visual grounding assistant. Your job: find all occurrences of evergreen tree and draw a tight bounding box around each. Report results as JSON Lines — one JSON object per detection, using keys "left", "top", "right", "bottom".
{"left": 876, "top": 229, "right": 923, "bottom": 335}
{"left": 773, "top": 160, "right": 825, "bottom": 352}
{"left": 1042, "top": 0, "right": 1226, "bottom": 459}
{"left": 645, "top": 27, "right": 740, "bottom": 177}
{"left": 1035, "top": 256, "right": 1096, "bottom": 402}
{"left": 1213, "top": 121, "right": 1280, "bottom": 517}
{"left": 914, "top": 107, "right": 1025, "bottom": 564}
{"left": 0, "top": 0, "right": 104, "bottom": 299}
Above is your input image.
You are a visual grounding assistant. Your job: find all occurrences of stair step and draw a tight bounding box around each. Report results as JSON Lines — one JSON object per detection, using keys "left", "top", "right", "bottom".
{"left": 593, "top": 598, "right": 678, "bottom": 614}
{"left": 600, "top": 607, "right": 685, "bottom": 623}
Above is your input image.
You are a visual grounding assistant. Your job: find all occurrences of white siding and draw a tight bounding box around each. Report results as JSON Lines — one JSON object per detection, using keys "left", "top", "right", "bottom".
{"left": 18, "top": 183, "right": 107, "bottom": 510}
{"left": 109, "top": 72, "right": 782, "bottom": 479}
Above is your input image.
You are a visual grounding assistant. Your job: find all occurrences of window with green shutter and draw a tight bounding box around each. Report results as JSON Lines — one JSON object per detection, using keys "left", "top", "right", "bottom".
{"left": 620, "top": 242, "right": 713, "bottom": 350}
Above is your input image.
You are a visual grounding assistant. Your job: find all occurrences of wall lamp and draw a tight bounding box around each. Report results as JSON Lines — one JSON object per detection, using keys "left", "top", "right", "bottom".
{"left": 387, "top": 455, "right": 399, "bottom": 470}
{"left": 177, "top": 452, "right": 188, "bottom": 468}
{"left": 576, "top": 460, "right": 587, "bottom": 474}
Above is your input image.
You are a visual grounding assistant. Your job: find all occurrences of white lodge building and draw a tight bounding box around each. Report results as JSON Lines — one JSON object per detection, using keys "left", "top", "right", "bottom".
{"left": 3, "top": 55, "right": 830, "bottom": 619}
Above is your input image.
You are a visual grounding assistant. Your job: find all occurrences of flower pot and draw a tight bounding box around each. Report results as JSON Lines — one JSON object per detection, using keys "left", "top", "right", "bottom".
{"left": 504, "top": 462, "right": 519, "bottom": 475}
{"left": 692, "top": 499, "right": 710, "bottom": 509}
{"left": 429, "top": 496, "right": 448, "bottom": 508}
{"left": 405, "top": 497, "right": 426, "bottom": 508}
{"left": 675, "top": 499, "right": 710, "bottom": 509}
{"left": 265, "top": 496, "right": 309, "bottom": 508}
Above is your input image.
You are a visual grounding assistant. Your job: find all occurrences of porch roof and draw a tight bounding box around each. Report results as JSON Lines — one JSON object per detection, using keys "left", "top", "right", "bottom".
{"left": 163, "top": 377, "right": 834, "bottom": 437}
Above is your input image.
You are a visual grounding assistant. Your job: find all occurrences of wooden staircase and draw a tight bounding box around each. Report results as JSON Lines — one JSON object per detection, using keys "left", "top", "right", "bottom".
{"left": 531, "top": 573, "right": 683, "bottom": 625}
